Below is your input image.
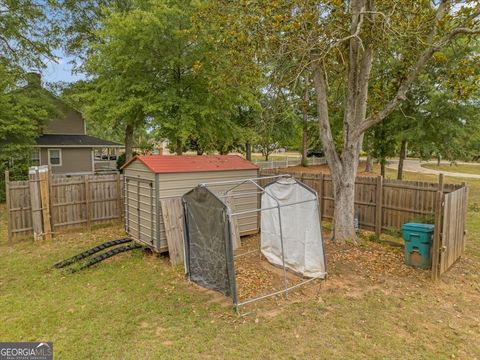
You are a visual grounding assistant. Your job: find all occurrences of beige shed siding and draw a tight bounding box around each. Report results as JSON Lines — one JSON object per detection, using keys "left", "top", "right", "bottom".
{"left": 40, "top": 147, "right": 93, "bottom": 174}
{"left": 123, "top": 158, "right": 259, "bottom": 253}
{"left": 123, "top": 161, "right": 155, "bottom": 181}
{"left": 158, "top": 169, "right": 259, "bottom": 250}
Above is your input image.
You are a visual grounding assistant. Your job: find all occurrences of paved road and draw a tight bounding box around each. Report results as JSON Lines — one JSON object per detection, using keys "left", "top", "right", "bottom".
{"left": 387, "top": 159, "right": 480, "bottom": 179}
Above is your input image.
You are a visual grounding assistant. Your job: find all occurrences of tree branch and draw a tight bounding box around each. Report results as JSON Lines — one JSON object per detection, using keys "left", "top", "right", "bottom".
{"left": 356, "top": 24, "right": 480, "bottom": 136}
{"left": 312, "top": 63, "right": 342, "bottom": 173}
{"left": 343, "top": 0, "right": 366, "bottom": 149}
{"left": 0, "top": 35, "right": 18, "bottom": 59}
{"left": 353, "top": 0, "right": 374, "bottom": 127}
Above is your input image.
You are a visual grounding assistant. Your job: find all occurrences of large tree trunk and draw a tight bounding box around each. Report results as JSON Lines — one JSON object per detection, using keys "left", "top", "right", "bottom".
{"left": 313, "top": 61, "right": 365, "bottom": 243}
{"left": 301, "top": 81, "right": 309, "bottom": 166}
{"left": 301, "top": 120, "right": 308, "bottom": 166}
{"left": 380, "top": 160, "right": 386, "bottom": 177}
{"left": 124, "top": 123, "right": 134, "bottom": 161}
{"left": 364, "top": 152, "right": 373, "bottom": 173}
{"left": 245, "top": 141, "right": 252, "bottom": 161}
{"left": 397, "top": 139, "right": 407, "bottom": 180}
{"left": 175, "top": 138, "right": 183, "bottom": 155}
{"left": 437, "top": 154, "right": 441, "bottom": 166}
{"left": 332, "top": 148, "right": 359, "bottom": 241}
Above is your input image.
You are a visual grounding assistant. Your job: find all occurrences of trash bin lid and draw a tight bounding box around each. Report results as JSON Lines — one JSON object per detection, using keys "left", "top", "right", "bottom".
{"left": 402, "top": 223, "right": 434, "bottom": 232}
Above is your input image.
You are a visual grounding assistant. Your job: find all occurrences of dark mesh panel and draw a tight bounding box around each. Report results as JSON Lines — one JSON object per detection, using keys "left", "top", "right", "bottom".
{"left": 183, "top": 186, "right": 235, "bottom": 297}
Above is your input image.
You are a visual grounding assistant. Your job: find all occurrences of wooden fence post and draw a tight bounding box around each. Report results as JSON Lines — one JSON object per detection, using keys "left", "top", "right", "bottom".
{"left": 85, "top": 175, "right": 91, "bottom": 229}
{"left": 375, "top": 175, "right": 383, "bottom": 238}
{"left": 29, "top": 167, "right": 43, "bottom": 241}
{"left": 461, "top": 182, "right": 468, "bottom": 253}
{"left": 39, "top": 166, "right": 52, "bottom": 240}
{"left": 318, "top": 172, "right": 324, "bottom": 219}
{"left": 5, "top": 171, "right": 12, "bottom": 243}
{"left": 431, "top": 190, "right": 443, "bottom": 281}
{"left": 48, "top": 165, "right": 55, "bottom": 236}
{"left": 116, "top": 172, "right": 122, "bottom": 219}
{"left": 432, "top": 174, "right": 445, "bottom": 281}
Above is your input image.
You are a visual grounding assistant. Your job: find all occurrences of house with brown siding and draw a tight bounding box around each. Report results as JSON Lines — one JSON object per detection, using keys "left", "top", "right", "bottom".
{"left": 31, "top": 77, "right": 123, "bottom": 174}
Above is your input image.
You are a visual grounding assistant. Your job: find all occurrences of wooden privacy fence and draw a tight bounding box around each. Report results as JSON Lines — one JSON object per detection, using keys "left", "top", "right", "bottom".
{"left": 260, "top": 169, "right": 463, "bottom": 236}
{"left": 5, "top": 168, "right": 123, "bottom": 241}
{"left": 6, "top": 165, "right": 468, "bottom": 279}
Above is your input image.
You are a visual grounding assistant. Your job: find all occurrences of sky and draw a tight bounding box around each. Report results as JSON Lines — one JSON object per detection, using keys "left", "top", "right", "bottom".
{"left": 41, "top": 51, "right": 85, "bottom": 84}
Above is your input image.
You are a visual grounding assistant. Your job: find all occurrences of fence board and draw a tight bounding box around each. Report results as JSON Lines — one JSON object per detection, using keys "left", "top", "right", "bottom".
{"left": 28, "top": 168, "right": 43, "bottom": 240}
{"left": 5, "top": 171, "right": 12, "bottom": 242}
{"left": 7, "top": 173, "right": 123, "bottom": 239}
{"left": 6, "top": 175, "right": 32, "bottom": 239}
{"left": 39, "top": 167, "right": 52, "bottom": 240}
{"left": 160, "top": 197, "right": 185, "bottom": 265}
{"left": 224, "top": 195, "right": 241, "bottom": 250}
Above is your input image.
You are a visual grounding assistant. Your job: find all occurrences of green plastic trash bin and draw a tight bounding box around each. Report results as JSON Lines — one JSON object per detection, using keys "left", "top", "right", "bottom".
{"left": 402, "top": 223, "right": 434, "bottom": 269}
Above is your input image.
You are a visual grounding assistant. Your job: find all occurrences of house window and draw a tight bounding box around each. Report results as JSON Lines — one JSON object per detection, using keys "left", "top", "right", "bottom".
{"left": 48, "top": 149, "right": 62, "bottom": 166}
{"left": 31, "top": 149, "right": 40, "bottom": 166}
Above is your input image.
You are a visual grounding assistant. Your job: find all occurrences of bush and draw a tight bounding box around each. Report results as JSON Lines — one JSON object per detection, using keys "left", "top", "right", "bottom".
{"left": 0, "top": 151, "right": 31, "bottom": 202}
{"left": 116, "top": 151, "right": 138, "bottom": 171}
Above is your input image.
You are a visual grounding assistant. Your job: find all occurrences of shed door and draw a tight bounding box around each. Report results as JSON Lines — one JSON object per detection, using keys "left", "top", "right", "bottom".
{"left": 125, "top": 177, "right": 155, "bottom": 246}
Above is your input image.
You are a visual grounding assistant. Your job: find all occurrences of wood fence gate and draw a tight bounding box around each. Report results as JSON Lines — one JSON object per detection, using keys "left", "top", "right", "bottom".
{"left": 432, "top": 185, "right": 468, "bottom": 280}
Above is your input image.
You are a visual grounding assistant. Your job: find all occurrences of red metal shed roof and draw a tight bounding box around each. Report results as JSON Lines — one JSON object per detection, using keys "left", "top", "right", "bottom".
{"left": 122, "top": 155, "right": 258, "bottom": 174}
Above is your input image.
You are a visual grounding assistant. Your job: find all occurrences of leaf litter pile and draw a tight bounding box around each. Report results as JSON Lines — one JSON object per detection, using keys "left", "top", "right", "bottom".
{"left": 325, "top": 236, "right": 428, "bottom": 285}
{"left": 234, "top": 234, "right": 305, "bottom": 301}
{"left": 233, "top": 232, "right": 429, "bottom": 306}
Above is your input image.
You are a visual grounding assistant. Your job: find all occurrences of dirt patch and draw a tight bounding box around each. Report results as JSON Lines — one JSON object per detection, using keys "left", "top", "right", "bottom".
{"left": 235, "top": 250, "right": 303, "bottom": 301}
{"left": 234, "top": 234, "right": 305, "bottom": 301}
{"left": 326, "top": 239, "right": 426, "bottom": 281}
{"left": 220, "top": 232, "right": 430, "bottom": 316}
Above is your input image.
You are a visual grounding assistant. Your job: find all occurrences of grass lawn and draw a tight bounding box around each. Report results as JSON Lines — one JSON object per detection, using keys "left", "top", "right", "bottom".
{"left": 421, "top": 163, "right": 480, "bottom": 175}
{"left": 1, "top": 167, "right": 479, "bottom": 359}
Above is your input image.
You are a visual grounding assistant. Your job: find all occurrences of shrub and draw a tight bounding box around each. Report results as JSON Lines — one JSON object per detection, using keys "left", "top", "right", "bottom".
{"left": 116, "top": 151, "right": 138, "bottom": 171}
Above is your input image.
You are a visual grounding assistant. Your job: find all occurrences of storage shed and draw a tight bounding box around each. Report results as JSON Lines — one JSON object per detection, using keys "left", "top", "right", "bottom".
{"left": 121, "top": 155, "right": 259, "bottom": 254}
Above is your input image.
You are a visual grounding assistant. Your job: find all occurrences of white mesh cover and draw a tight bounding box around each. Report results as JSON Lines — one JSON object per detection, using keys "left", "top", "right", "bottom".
{"left": 261, "top": 178, "right": 326, "bottom": 278}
